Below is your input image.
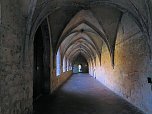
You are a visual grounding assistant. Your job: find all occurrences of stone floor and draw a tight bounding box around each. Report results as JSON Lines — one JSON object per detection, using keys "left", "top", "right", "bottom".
{"left": 34, "top": 73, "right": 144, "bottom": 114}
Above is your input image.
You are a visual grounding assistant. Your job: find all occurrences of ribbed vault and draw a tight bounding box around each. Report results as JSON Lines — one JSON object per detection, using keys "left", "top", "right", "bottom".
{"left": 57, "top": 9, "right": 121, "bottom": 67}
{"left": 27, "top": 0, "right": 152, "bottom": 67}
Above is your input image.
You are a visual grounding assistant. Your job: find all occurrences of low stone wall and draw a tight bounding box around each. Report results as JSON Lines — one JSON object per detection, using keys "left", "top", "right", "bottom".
{"left": 51, "top": 70, "right": 73, "bottom": 93}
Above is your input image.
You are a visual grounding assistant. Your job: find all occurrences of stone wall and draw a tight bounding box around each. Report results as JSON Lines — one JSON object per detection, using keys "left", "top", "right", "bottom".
{"left": 51, "top": 70, "right": 73, "bottom": 93}
{"left": 89, "top": 13, "right": 152, "bottom": 114}
{"left": 0, "top": 1, "right": 72, "bottom": 113}
{"left": 0, "top": 1, "right": 33, "bottom": 114}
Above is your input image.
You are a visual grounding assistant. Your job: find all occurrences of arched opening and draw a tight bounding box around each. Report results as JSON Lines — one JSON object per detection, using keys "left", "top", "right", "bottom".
{"left": 33, "top": 20, "right": 51, "bottom": 101}
{"left": 72, "top": 55, "right": 89, "bottom": 73}
{"left": 67, "top": 59, "right": 69, "bottom": 71}
{"left": 33, "top": 26, "right": 43, "bottom": 100}
{"left": 63, "top": 56, "right": 66, "bottom": 72}
{"left": 78, "top": 64, "right": 82, "bottom": 72}
{"left": 56, "top": 49, "right": 61, "bottom": 76}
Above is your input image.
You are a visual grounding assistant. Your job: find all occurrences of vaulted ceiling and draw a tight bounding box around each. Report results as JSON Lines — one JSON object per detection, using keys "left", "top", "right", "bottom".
{"left": 54, "top": 7, "right": 122, "bottom": 66}
{"left": 29, "top": 0, "right": 152, "bottom": 66}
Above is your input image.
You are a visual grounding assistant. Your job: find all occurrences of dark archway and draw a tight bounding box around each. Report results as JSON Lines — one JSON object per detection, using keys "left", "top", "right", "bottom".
{"left": 72, "top": 54, "right": 89, "bottom": 73}
{"left": 33, "top": 20, "right": 51, "bottom": 101}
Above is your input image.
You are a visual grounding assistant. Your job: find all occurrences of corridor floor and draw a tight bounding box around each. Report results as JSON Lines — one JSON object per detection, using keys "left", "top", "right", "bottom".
{"left": 34, "top": 73, "right": 144, "bottom": 114}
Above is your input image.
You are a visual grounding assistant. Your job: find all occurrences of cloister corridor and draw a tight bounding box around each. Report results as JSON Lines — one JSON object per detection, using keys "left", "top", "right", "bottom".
{"left": 1, "top": 0, "right": 152, "bottom": 114}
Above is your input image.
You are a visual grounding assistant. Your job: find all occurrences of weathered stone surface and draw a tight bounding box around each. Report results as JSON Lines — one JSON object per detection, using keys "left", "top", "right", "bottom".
{"left": 0, "top": 1, "right": 32, "bottom": 114}
{"left": 89, "top": 13, "right": 152, "bottom": 114}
